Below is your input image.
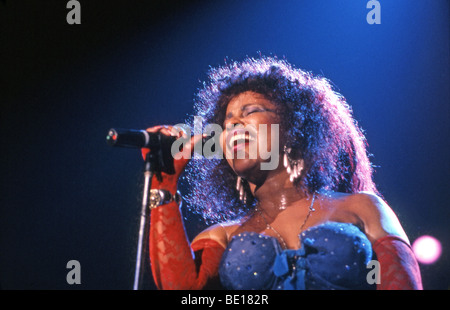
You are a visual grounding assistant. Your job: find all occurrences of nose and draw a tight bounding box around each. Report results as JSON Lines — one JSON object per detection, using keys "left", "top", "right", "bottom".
{"left": 224, "top": 114, "right": 245, "bottom": 130}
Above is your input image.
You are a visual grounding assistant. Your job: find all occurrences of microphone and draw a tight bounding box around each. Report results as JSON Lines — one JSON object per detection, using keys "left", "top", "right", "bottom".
{"left": 106, "top": 128, "right": 176, "bottom": 149}
{"left": 107, "top": 128, "right": 181, "bottom": 174}
{"left": 106, "top": 128, "right": 218, "bottom": 174}
{"left": 106, "top": 128, "right": 216, "bottom": 149}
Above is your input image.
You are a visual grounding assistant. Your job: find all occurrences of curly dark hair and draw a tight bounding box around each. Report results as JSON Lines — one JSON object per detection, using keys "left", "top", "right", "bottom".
{"left": 181, "top": 56, "right": 378, "bottom": 224}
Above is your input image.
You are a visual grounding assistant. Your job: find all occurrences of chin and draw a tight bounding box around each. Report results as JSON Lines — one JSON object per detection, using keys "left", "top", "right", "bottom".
{"left": 230, "top": 158, "right": 260, "bottom": 178}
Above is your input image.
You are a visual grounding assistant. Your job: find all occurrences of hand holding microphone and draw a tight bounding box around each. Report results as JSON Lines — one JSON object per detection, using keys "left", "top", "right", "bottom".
{"left": 106, "top": 126, "right": 205, "bottom": 192}
{"left": 142, "top": 125, "right": 205, "bottom": 192}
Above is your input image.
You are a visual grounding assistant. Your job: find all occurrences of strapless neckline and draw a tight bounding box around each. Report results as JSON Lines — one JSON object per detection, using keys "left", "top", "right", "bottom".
{"left": 219, "top": 221, "right": 375, "bottom": 290}
{"left": 229, "top": 220, "right": 360, "bottom": 250}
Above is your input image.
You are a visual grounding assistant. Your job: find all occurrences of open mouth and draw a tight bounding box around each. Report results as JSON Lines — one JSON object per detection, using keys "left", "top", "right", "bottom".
{"left": 226, "top": 127, "right": 257, "bottom": 151}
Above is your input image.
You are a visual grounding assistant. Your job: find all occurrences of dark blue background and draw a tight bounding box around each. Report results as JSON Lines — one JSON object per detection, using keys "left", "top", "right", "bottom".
{"left": 1, "top": 0, "right": 449, "bottom": 289}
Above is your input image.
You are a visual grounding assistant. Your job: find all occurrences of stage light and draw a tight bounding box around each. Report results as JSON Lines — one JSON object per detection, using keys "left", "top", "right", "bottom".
{"left": 412, "top": 235, "right": 442, "bottom": 265}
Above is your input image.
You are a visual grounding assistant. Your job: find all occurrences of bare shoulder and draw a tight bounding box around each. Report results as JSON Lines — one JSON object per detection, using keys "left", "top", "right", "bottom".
{"left": 192, "top": 221, "right": 241, "bottom": 249}
{"left": 346, "top": 191, "right": 409, "bottom": 244}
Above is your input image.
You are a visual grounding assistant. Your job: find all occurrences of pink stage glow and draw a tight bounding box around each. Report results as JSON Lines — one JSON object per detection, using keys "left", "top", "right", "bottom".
{"left": 412, "top": 235, "right": 442, "bottom": 264}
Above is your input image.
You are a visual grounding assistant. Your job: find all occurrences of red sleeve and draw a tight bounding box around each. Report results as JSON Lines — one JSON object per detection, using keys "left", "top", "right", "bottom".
{"left": 373, "top": 235, "right": 423, "bottom": 290}
{"left": 149, "top": 202, "right": 225, "bottom": 290}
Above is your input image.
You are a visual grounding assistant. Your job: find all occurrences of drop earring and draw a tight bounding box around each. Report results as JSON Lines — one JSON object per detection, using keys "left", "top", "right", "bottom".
{"left": 236, "top": 176, "right": 248, "bottom": 203}
{"left": 283, "top": 145, "right": 304, "bottom": 183}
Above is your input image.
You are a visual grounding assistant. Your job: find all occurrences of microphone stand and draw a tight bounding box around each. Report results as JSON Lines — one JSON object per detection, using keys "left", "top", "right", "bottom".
{"left": 131, "top": 134, "right": 176, "bottom": 290}
{"left": 133, "top": 152, "right": 154, "bottom": 290}
{"left": 105, "top": 128, "right": 178, "bottom": 290}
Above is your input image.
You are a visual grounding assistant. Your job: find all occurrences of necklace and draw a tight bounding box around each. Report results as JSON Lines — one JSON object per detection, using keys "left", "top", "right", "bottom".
{"left": 256, "top": 193, "right": 316, "bottom": 250}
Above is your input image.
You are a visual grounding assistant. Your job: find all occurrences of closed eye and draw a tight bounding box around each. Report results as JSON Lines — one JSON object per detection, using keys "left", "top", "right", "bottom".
{"left": 242, "top": 104, "right": 274, "bottom": 117}
{"left": 243, "top": 107, "right": 263, "bottom": 116}
{"left": 223, "top": 104, "right": 277, "bottom": 127}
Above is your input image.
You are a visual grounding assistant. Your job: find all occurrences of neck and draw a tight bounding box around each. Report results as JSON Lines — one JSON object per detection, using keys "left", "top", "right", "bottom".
{"left": 249, "top": 168, "right": 308, "bottom": 216}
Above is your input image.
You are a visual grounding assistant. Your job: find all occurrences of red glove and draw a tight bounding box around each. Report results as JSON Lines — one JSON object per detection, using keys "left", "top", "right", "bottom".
{"left": 373, "top": 235, "right": 423, "bottom": 290}
{"left": 140, "top": 125, "right": 192, "bottom": 193}
{"left": 142, "top": 126, "right": 224, "bottom": 289}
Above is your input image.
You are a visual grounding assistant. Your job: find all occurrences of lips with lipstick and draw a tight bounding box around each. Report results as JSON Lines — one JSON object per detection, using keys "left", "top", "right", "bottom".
{"left": 226, "top": 127, "right": 258, "bottom": 152}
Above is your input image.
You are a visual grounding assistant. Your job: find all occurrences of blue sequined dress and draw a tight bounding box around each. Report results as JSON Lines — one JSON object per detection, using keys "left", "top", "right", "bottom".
{"left": 219, "top": 222, "right": 375, "bottom": 290}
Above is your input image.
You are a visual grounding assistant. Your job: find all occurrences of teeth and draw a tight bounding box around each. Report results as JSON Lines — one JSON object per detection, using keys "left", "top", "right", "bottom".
{"left": 229, "top": 133, "right": 255, "bottom": 148}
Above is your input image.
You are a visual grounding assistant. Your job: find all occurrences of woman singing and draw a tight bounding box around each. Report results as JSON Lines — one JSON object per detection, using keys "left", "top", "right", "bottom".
{"left": 143, "top": 56, "right": 422, "bottom": 290}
